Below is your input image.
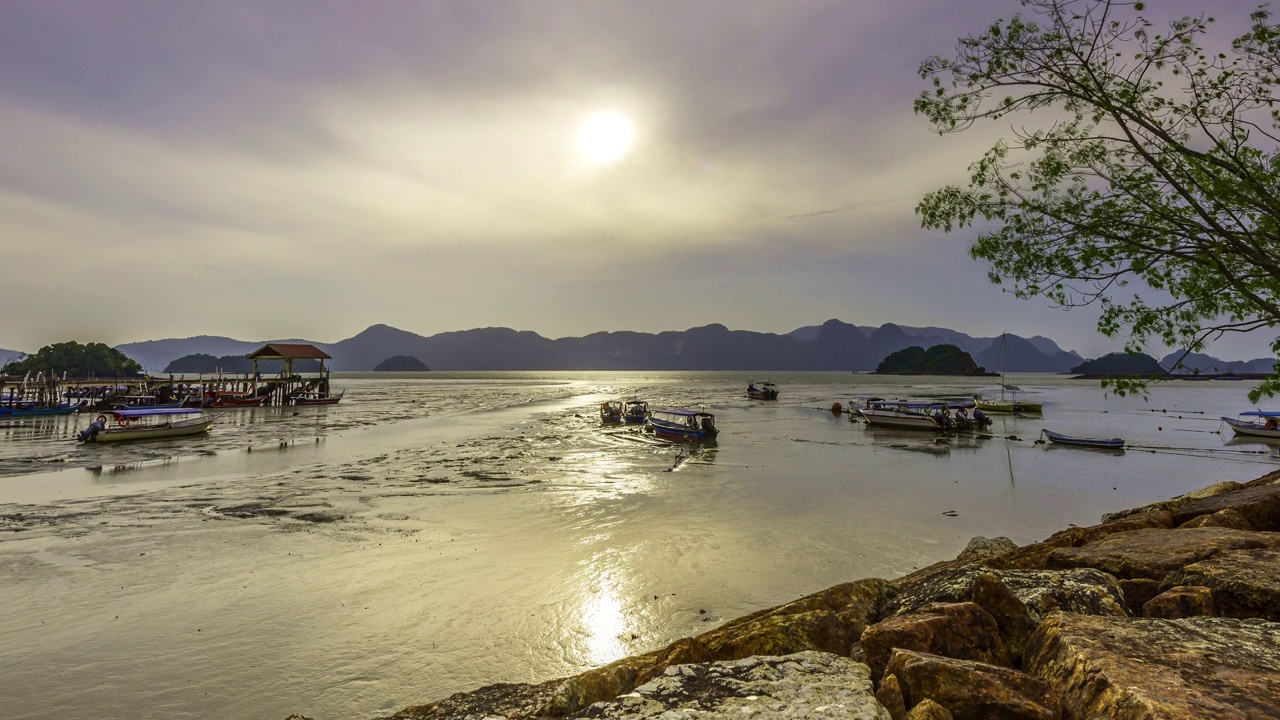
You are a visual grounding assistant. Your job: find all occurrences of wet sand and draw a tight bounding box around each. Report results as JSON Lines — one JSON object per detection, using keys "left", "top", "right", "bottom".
{"left": 0, "top": 372, "right": 1274, "bottom": 719}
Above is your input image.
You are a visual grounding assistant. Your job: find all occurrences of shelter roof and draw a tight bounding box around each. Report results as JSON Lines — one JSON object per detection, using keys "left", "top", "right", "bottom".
{"left": 247, "top": 343, "right": 331, "bottom": 360}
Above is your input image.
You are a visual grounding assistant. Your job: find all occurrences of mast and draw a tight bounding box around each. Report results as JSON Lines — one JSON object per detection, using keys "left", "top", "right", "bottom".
{"left": 1000, "top": 332, "right": 1006, "bottom": 401}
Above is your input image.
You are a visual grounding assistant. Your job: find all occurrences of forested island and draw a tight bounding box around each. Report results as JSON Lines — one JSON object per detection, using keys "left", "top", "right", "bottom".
{"left": 1069, "top": 352, "right": 1165, "bottom": 377}
{"left": 873, "top": 344, "right": 994, "bottom": 375}
{"left": 1, "top": 341, "right": 142, "bottom": 377}
{"left": 373, "top": 355, "right": 430, "bottom": 371}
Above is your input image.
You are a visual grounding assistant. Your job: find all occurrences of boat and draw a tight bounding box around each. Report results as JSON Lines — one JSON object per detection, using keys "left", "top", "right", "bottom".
{"left": 1220, "top": 412, "right": 1280, "bottom": 439}
{"left": 622, "top": 399, "right": 649, "bottom": 424}
{"left": 111, "top": 395, "right": 188, "bottom": 410}
{"left": 647, "top": 408, "right": 718, "bottom": 441}
{"left": 1040, "top": 428, "right": 1125, "bottom": 449}
{"left": 201, "top": 391, "right": 270, "bottom": 408}
{"left": 746, "top": 381, "right": 779, "bottom": 400}
{"left": 292, "top": 390, "right": 344, "bottom": 405}
{"left": 975, "top": 334, "right": 1043, "bottom": 413}
{"left": 77, "top": 408, "right": 221, "bottom": 443}
{"left": 600, "top": 400, "right": 624, "bottom": 423}
{"left": 857, "top": 399, "right": 990, "bottom": 431}
{"left": 0, "top": 400, "right": 87, "bottom": 418}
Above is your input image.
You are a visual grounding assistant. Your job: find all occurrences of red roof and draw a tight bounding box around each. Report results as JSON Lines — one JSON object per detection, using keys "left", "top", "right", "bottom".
{"left": 247, "top": 343, "right": 331, "bottom": 360}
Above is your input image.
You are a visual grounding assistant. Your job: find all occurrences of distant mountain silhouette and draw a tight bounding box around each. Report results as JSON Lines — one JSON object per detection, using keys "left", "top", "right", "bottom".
{"left": 0, "top": 348, "right": 24, "bottom": 365}
{"left": 109, "top": 321, "right": 1126, "bottom": 373}
{"left": 1160, "top": 351, "right": 1276, "bottom": 375}
{"left": 975, "top": 334, "right": 1081, "bottom": 374}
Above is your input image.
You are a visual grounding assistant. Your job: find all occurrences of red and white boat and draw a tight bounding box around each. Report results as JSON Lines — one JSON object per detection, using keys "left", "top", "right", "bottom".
{"left": 202, "top": 391, "right": 270, "bottom": 408}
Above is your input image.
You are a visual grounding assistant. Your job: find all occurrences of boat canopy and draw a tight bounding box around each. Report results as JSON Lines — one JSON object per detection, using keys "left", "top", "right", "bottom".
{"left": 652, "top": 408, "right": 713, "bottom": 418}
{"left": 1239, "top": 411, "right": 1280, "bottom": 417}
{"left": 867, "top": 400, "right": 975, "bottom": 410}
{"left": 112, "top": 408, "right": 203, "bottom": 418}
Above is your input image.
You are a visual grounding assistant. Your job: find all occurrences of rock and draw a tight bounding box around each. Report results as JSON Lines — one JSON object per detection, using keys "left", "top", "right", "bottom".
{"left": 876, "top": 673, "right": 907, "bottom": 720}
{"left": 955, "top": 536, "right": 1018, "bottom": 561}
{"left": 993, "top": 512, "right": 1174, "bottom": 570}
{"left": 1101, "top": 481, "right": 1247, "bottom": 523}
{"left": 381, "top": 681, "right": 560, "bottom": 719}
{"left": 283, "top": 715, "right": 315, "bottom": 720}
{"left": 968, "top": 572, "right": 1039, "bottom": 661}
{"left": 1169, "top": 482, "right": 1280, "bottom": 531}
{"left": 1043, "top": 527, "right": 1280, "bottom": 581}
{"left": 541, "top": 579, "right": 891, "bottom": 715}
{"left": 576, "top": 651, "right": 891, "bottom": 719}
{"left": 1161, "top": 547, "right": 1280, "bottom": 621}
{"left": 903, "top": 699, "right": 953, "bottom": 720}
{"left": 1025, "top": 613, "right": 1280, "bottom": 719}
{"left": 1177, "top": 506, "right": 1255, "bottom": 530}
{"left": 861, "top": 602, "right": 1011, "bottom": 682}
{"left": 884, "top": 649, "right": 1060, "bottom": 720}
{"left": 1117, "top": 578, "right": 1163, "bottom": 615}
{"left": 1142, "top": 586, "right": 1217, "bottom": 619}
{"left": 885, "top": 564, "right": 1128, "bottom": 622}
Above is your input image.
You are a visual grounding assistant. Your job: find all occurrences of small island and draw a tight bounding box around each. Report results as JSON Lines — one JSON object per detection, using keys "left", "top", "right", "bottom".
{"left": 874, "top": 344, "right": 994, "bottom": 376}
{"left": 373, "top": 355, "right": 430, "bottom": 372}
{"left": 1069, "top": 352, "right": 1165, "bottom": 378}
{"left": 2, "top": 341, "right": 142, "bottom": 377}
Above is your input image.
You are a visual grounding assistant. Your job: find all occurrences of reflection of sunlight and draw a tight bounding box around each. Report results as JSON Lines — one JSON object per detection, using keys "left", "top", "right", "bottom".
{"left": 581, "top": 584, "right": 627, "bottom": 666}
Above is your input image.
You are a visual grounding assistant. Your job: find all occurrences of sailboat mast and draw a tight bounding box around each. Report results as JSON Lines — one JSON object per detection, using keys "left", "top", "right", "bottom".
{"left": 1000, "top": 332, "right": 1006, "bottom": 401}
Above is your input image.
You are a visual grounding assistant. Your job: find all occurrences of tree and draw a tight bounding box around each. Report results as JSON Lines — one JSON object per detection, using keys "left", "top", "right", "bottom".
{"left": 3, "top": 341, "right": 143, "bottom": 377}
{"left": 916, "top": 0, "right": 1280, "bottom": 399}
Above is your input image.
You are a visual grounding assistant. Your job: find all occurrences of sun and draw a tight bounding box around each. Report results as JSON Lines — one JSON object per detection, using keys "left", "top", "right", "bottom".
{"left": 575, "top": 111, "right": 635, "bottom": 164}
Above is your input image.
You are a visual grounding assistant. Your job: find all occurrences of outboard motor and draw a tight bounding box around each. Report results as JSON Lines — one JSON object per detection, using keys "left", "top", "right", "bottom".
{"left": 77, "top": 419, "right": 106, "bottom": 443}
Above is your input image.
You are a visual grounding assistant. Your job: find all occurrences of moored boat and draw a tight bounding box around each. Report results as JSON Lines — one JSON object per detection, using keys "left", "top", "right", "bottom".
{"left": 857, "top": 399, "right": 991, "bottom": 431}
{"left": 746, "top": 381, "right": 779, "bottom": 400}
{"left": 0, "top": 400, "right": 87, "bottom": 418}
{"left": 622, "top": 399, "right": 649, "bottom": 424}
{"left": 292, "top": 390, "right": 344, "bottom": 405}
{"left": 600, "top": 400, "right": 624, "bottom": 423}
{"left": 77, "top": 408, "right": 221, "bottom": 443}
{"left": 1220, "top": 412, "right": 1280, "bottom": 439}
{"left": 202, "top": 391, "right": 270, "bottom": 408}
{"left": 1040, "top": 428, "right": 1124, "bottom": 449}
{"left": 647, "top": 408, "right": 718, "bottom": 441}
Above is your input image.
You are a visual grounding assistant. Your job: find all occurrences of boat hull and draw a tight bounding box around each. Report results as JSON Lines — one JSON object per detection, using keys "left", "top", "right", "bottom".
{"left": 858, "top": 408, "right": 940, "bottom": 430}
{"left": 1041, "top": 429, "right": 1124, "bottom": 449}
{"left": 293, "top": 392, "right": 343, "bottom": 406}
{"left": 649, "top": 422, "right": 716, "bottom": 441}
{"left": 206, "top": 395, "right": 270, "bottom": 408}
{"left": 83, "top": 415, "right": 219, "bottom": 443}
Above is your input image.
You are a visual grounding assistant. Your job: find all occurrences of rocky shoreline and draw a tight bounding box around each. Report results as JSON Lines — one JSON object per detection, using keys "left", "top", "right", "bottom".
{"left": 293, "top": 471, "right": 1280, "bottom": 719}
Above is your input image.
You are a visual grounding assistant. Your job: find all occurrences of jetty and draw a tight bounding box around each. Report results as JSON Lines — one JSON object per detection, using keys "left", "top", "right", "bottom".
{"left": 1, "top": 343, "right": 335, "bottom": 411}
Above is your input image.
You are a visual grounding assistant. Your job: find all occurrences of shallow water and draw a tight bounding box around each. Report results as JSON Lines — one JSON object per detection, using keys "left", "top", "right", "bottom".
{"left": 0, "top": 371, "right": 1275, "bottom": 719}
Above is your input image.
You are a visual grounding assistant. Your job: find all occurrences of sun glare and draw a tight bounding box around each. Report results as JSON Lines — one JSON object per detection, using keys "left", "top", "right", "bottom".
{"left": 575, "top": 111, "right": 635, "bottom": 164}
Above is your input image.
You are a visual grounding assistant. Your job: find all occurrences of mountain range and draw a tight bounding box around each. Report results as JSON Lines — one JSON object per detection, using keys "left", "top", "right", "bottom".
{"left": 99, "top": 320, "right": 1086, "bottom": 374}
{"left": 5, "top": 324, "right": 1275, "bottom": 375}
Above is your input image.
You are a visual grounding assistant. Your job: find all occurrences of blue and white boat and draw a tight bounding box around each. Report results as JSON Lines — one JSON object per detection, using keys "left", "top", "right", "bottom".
{"left": 78, "top": 408, "right": 221, "bottom": 443}
{"left": 856, "top": 398, "right": 990, "bottom": 431}
{"left": 1040, "top": 428, "right": 1125, "bottom": 449}
{"left": 600, "top": 400, "right": 624, "bottom": 423}
{"left": 1220, "top": 411, "right": 1280, "bottom": 439}
{"left": 647, "top": 408, "right": 718, "bottom": 441}
{"left": 0, "top": 400, "right": 87, "bottom": 418}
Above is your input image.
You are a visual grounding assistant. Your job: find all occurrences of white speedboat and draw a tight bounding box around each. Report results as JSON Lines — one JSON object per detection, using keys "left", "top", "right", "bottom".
{"left": 1221, "top": 412, "right": 1280, "bottom": 439}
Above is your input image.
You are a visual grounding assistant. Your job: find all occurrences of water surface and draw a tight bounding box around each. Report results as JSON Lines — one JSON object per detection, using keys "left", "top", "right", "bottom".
{"left": 0, "top": 372, "right": 1273, "bottom": 719}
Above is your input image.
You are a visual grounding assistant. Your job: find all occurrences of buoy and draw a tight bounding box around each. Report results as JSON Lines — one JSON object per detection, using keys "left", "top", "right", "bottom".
{"left": 831, "top": 401, "right": 843, "bottom": 414}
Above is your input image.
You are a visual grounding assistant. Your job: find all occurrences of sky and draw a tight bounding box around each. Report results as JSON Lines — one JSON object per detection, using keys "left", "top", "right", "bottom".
{"left": 1, "top": 0, "right": 1273, "bottom": 360}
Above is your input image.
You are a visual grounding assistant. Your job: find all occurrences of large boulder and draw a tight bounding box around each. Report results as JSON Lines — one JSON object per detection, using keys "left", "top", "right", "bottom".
{"left": 884, "top": 649, "right": 1060, "bottom": 720}
{"left": 576, "top": 651, "right": 891, "bottom": 719}
{"left": 860, "top": 602, "right": 1011, "bottom": 682}
{"left": 1042, "top": 527, "right": 1280, "bottom": 581}
{"left": 992, "top": 512, "right": 1174, "bottom": 570}
{"left": 955, "top": 536, "right": 1018, "bottom": 562}
{"left": 1161, "top": 547, "right": 1280, "bottom": 621}
{"left": 541, "top": 578, "right": 890, "bottom": 715}
{"left": 903, "top": 699, "right": 953, "bottom": 720}
{"left": 885, "top": 564, "right": 1128, "bottom": 622}
{"left": 382, "top": 680, "right": 560, "bottom": 719}
{"left": 1168, "top": 481, "right": 1280, "bottom": 531}
{"left": 1025, "top": 613, "right": 1280, "bottom": 719}
{"left": 1100, "top": 481, "right": 1249, "bottom": 523}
